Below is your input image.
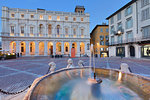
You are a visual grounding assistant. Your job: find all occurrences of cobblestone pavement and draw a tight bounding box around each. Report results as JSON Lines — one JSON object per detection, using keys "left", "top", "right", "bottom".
{"left": 0, "top": 56, "right": 150, "bottom": 99}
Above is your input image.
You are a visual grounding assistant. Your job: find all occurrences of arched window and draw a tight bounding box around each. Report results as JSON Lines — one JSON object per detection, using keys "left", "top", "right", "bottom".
{"left": 39, "top": 24, "right": 43, "bottom": 34}
{"left": 48, "top": 24, "right": 52, "bottom": 35}
{"left": 57, "top": 25, "right": 60, "bottom": 35}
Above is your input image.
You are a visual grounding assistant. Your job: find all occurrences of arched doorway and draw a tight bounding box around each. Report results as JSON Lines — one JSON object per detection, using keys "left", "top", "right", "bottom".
{"left": 20, "top": 42, "right": 26, "bottom": 55}
{"left": 10, "top": 41, "right": 16, "bottom": 53}
{"left": 30, "top": 42, "right": 35, "bottom": 55}
{"left": 130, "top": 46, "right": 135, "bottom": 57}
{"left": 64, "top": 42, "right": 69, "bottom": 55}
{"left": 72, "top": 42, "right": 77, "bottom": 54}
{"left": 39, "top": 42, "right": 44, "bottom": 55}
{"left": 48, "top": 42, "right": 53, "bottom": 55}
{"left": 80, "top": 42, "right": 85, "bottom": 55}
{"left": 56, "top": 42, "right": 61, "bottom": 55}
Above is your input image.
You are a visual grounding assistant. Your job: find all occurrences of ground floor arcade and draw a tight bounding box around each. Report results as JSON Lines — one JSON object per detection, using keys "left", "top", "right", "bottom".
{"left": 2, "top": 40, "right": 90, "bottom": 57}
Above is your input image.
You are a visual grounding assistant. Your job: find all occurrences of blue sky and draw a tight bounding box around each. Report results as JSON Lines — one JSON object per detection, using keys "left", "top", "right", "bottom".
{"left": 0, "top": 0, "right": 131, "bottom": 33}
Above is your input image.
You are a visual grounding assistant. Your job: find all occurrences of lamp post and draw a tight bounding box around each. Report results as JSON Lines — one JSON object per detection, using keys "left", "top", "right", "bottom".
{"left": 116, "top": 30, "right": 124, "bottom": 59}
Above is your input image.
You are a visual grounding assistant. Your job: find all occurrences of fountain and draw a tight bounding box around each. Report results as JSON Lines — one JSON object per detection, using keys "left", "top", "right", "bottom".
{"left": 24, "top": 45, "right": 150, "bottom": 100}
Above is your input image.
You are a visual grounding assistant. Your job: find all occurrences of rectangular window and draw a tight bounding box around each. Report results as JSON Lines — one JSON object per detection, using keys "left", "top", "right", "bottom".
{"left": 111, "top": 36, "right": 114, "bottom": 44}
{"left": 126, "top": 31, "right": 133, "bottom": 41}
{"left": 126, "top": 17, "right": 133, "bottom": 29}
{"left": 65, "top": 16, "right": 68, "bottom": 21}
{"left": 100, "top": 35, "right": 104, "bottom": 40}
{"left": 11, "top": 13, "right": 15, "bottom": 18}
{"left": 141, "top": 0, "right": 149, "bottom": 7}
{"left": 142, "top": 25, "right": 150, "bottom": 38}
{"left": 48, "top": 16, "right": 52, "bottom": 20}
{"left": 106, "top": 28, "right": 109, "bottom": 32}
{"left": 117, "top": 35, "right": 122, "bottom": 43}
{"left": 111, "top": 26, "right": 115, "bottom": 34}
{"left": 73, "top": 28, "right": 76, "bottom": 35}
{"left": 81, "top": 18, "right": 84, "bottom": 21}
{"left": 100, "top": 48, "right": 104, "bottom": 51}
{"left": 57, "top": 16, "right": 60, "bottom": 21}
{"left": 100, "top": 41, "right": 104, "bottom": 45}
{"left": 73, "top": 17, "right": 76, "bottom": 21}
{"left": 117, "top": 22, "right": 122, "bottom": 30}
{"left": 65, "top": 28, "right": 68, "bottom": 35}
{"left": 117, "top": 12, "right": 121, "bottom": 21}
{"left": 105, "top": 35, "right": 109, "bottom": 41}
{"left": 141, "top": 8, "right": 150, "bottom": 21}
{"left": 81, "top": 29, "right": 84, "bottom": 35}
{"left": 31, "top": 14, "right": 34, "bottom": 18}
{"left": 21, "top": 14, "right": 24, "bottom": 18}
{"left": 125, "top": 6, "right": 132, "bottom": 16}
{"left": 105, "top": 42, "right": 109, "bottom": 46}
{"left": 100, "top": 28, "right": 103, "bottom": 32}
{"left": 21, "top": 26, "right": 24, "bottom": 34}
{"left": 30, "top": 27, "right": 34, "bottom": 34}
{"left": 40, "top": 15, "right": 43, "bottom": 20}
{"left": 110, "top": 17, "right": 114, "bottom": 24}
{"left": 11, "top": 26, "right": 14, "bottom": 33}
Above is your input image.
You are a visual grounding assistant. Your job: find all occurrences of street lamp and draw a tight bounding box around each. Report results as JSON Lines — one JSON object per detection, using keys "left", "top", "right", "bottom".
{"left": 115, "top": 30, "right": 124, "bottom": 59}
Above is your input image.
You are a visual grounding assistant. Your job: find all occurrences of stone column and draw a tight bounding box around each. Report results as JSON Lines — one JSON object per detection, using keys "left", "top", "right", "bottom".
{"left": 61, "top": 41, "right": 64, "bottom": 55}
{"left": 53, "top": 42, "right": 56, "bottom": 55}
{"left": 44, "top": 41, "right": 48, "bottom": 56}
{"left": 16, "top": 41, "right": 20, "bottom": 53}
{"left": 125, "top": 45, "right": 129, "bottom": 58}
{"left": 77, "top": 42, "right": 80, "bottom": 57}
{"left": 69, "top": 42, "right": 72, "bottom": 56}
{"left": 26, "top": 41, "right": 29, "bottom": 56}
{"left": 35, "top": 41, "right": 39, "bottom": 56}
{"left": 84, "top": 42, "right": 87, "bottom": 55}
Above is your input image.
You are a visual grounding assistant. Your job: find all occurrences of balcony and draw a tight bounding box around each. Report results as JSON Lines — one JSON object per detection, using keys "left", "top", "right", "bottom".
{"left": 1, "top": 32, "right": 90, "bottom": 39}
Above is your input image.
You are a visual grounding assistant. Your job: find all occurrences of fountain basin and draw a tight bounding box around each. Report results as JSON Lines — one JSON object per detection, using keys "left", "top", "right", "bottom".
{"left": 24, "top": 68, "right": 150, "bottom": 100}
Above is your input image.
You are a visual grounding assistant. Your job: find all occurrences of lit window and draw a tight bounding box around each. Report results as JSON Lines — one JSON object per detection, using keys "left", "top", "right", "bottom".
{"left": 65, "top": 16, "right": 68, "bottom": 21}
{"left": 57, "top": 16, "right": 60, "bottom": 21}
{"left": 40, "top": 15, "right": 43, "bottom": 20}
{"left": 48, "top": 16, "right": 52, "bottom": 20}
{"left": 11, "top": 13, "right": 15, "bottom": 18}
{"left": 81, "top": 18, "right": 84, "bottom": 21}
{"left": 73, "top": 17, "right": 76, "bottom": 21}
{"left": 31, "top": 14, "right": 34, "bottom": 18}
{"left": 21, "top": 14, "right": 24, "bottom": 18}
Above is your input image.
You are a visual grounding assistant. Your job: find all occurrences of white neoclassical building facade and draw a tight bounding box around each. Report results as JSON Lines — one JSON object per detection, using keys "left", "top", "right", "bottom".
{"left": 1, "top": 6, "right": 90, "bottom": 57}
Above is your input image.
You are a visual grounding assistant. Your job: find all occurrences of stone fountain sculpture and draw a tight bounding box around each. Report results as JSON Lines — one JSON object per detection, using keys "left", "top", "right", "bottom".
{"left": 48, "top": 62, "right": 56, "bottom": 73}
{"left": 66, "top": 59, "right": 75, "bottom": 68}
{"left": 78, "top": 60, "right": 84, "bottom": 68}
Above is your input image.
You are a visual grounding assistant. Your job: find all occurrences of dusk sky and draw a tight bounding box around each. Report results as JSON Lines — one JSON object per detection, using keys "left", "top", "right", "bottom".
{"left": 0, "top": 0, "right": 131, "bottom": 33}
